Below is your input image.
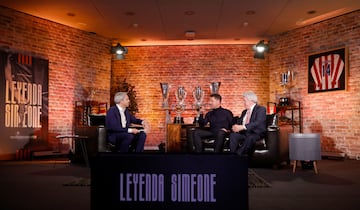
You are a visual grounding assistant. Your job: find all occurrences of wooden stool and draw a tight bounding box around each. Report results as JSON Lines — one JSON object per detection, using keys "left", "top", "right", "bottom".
{"left": 292, "top": 160, "right": 318, "bottom": 174}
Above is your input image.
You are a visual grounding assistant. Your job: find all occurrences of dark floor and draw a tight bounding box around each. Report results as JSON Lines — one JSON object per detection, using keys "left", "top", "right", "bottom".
{"left": 250, "top": 159, "right": 360, "bottom": 210}
{"left": 0, "top": 157, "right": 359, "bottom": 210}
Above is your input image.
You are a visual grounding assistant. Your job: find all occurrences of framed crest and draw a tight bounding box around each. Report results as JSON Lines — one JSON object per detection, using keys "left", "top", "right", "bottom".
{"left": 308, "top": 47, "right": 347, "bottom": 93}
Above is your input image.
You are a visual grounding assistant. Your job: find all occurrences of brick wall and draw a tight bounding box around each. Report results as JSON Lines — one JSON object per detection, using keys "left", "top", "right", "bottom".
{"left": 2, "top": 5, "right": 359, "bottom": 158}
{"left": 0, "top": 6, "right": 112, "bottom": 152}
{"left": 269, "top": 10, "right": 360, "bottom": 158}
{"left": 112, "top": 45, "right": 269, "bottom": 147}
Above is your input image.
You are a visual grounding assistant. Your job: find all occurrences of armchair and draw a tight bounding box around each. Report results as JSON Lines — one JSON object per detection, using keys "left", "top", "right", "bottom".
{"left": 249, "top": 114, "right": 291, "bottom": 168}
{"left": 186, "top": 114, "right": 291, "bottom": 168}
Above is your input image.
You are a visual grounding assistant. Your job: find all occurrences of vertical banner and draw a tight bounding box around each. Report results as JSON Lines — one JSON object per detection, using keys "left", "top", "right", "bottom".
{"left": 0, "top": 49, "right": 48, "bottom": 157}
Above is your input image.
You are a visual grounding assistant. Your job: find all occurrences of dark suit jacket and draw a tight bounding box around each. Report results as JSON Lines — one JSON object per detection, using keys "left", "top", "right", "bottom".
{"left": 235, "top": 104, "right": 267, "bottom": 138}
{"left": 105, "top": 105, "right": 143, "bottom": 141}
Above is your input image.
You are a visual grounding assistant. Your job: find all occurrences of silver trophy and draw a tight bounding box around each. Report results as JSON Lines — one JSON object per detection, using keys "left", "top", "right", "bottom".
{"left": 175, "top": 86, "right": 187, "bottom": 105}
{"left": 160, "top": 83, "right": 170, "bottom": 108}
{"left": 192, "top": 86, "right": 204, "bottom": 125}
{"left": 210, "top": 82, "right": 221, "bottom": 94}
{"left": 279, "top": 70, "right": 293, "bottom": 106}
{"left": 193, "top": 86, "right": 204, "bottom": 107}
{"left": 174, "top": 86, "right": 187, "bottom": 123}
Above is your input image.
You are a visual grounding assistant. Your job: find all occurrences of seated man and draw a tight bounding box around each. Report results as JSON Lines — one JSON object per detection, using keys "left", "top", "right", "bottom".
{"left": 105, "top": 92, "right": 150, "bottom": 153}
{"left": 229, "top": 91, "right": 266, "bottom": 156}
{"left": 192, "top": 93, "right": 233, "bottom": 153}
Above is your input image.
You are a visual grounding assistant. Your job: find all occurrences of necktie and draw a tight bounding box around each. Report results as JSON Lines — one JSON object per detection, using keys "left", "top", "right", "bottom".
{"left": 245, "top": 109, "right": 251, "bottom": 124}
{"left": 120, "top": 109, "right": 126, "bottom": 128}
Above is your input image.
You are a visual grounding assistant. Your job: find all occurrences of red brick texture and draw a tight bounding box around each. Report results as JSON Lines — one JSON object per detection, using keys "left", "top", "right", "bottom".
{"left": 1, "top": 6, "right": 359, "bottom": 158}
{"left": 0, "top": 6, "right": 112, "bottom": 146}
{"left": 112, "top": 45, "right": 269, "bottom": 148}
{"left": 269, "top": 10, "right": 360, "bottom": 158}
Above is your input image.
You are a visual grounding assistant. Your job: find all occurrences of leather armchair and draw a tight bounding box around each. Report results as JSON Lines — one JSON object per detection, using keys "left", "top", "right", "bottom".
{"left": 186, "top": 114, "right": 291, "bottom": 168}
{"left": 249, "top": 115, "right": 292, "bottom": 168}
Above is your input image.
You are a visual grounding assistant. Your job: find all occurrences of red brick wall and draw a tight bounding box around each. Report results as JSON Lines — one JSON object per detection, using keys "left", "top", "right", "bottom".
{"left": 269, "top": 10, "right": 360, "bottom": 158}
{"left": 0, "top": 6, "right": 111, "bottom": 149}
{"left": 2, "top": 6, "right": 359, "bottom": 158}
{"left": 112, "top": 45, "right": 269, "bottom": 147}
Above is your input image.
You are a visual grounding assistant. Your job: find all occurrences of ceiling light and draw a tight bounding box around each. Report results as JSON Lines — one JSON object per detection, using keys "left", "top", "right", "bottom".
{"left": 296, "top": 7, "right": 352, "bottom": 26}
{"left": 253, "top": 40, "right": 269, "bottom": 59}
{"left": 254, "top": 40, "right": 268, "bottom": 52}
{"left": 111, "top": 43, "right": 128, "bottom": 55}
{"left": 111, "top": 43, "right": 128, "bottom": 60}
{"left": 307, "top": 10, "right": 317, "bottom": 15}
{"left": 66, "top": 12, "right": 76, "bottom": 17}
{"left": 184, "top": 10, "right": 195, "bottom": 16}
{"left": 185, "top": 31, "right": 196, "bottom": 40}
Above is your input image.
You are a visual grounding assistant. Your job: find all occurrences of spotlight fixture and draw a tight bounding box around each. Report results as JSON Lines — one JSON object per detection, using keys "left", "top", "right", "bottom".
{"left": 253, "top": 40, "right": 269, "bottom": 59}
{"left": 185, "top": 30, "right": 196, "bottom": 40}
{"left": 111, "top": 43, "right": 128, "bottom": 59}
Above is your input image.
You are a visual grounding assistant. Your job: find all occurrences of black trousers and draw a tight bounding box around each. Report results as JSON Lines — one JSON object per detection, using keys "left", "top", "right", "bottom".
{"left": 229, "top": 132, "right": 261, "bottom": 156}
{"left": 192, "top": 128, "right": 228, "bottom": 153}
{"left": 109, "top": 132, "right": 146, "bottom": 153}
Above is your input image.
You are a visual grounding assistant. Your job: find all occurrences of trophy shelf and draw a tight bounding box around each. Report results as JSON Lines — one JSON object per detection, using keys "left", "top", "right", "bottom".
{"left": 268, "top": 100, "right": 302, "bottom": 133}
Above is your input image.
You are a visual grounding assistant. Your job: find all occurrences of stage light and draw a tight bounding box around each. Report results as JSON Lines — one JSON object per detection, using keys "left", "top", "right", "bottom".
{"left": 253, "top": 40, "right": 269, "bottom": 59}
{"left": 111, "top": 43, "right": 128, "bottom": 59}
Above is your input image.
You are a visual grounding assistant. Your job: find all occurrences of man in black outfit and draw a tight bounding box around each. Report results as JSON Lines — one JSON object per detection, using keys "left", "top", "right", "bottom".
{"left": 192, "top": 93, "right": 233, "bottom": 153}
{"left": 229, "top": 91, "right": 266, "bottom": 156}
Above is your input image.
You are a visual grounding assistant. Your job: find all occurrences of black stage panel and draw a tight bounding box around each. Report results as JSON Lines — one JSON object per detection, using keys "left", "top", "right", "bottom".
{"left": 91, "top": 153, "right": 248, "bottom": 210}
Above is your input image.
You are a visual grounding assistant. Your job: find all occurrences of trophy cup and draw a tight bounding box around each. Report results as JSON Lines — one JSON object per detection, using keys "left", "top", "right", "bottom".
{"left": 210, "top": 82, "right": 221, "bottom": 94}
{"left": 279, "top": 71, "right": 293, "bottom": 106}
{"left": 160, "top": 83, "right": 170, "bottom": 108}
{"left": 174, "top": 86, "right": 187, "bottom": 124}
{"left": 192, "top": 86, "right": 204, "bottom": 125}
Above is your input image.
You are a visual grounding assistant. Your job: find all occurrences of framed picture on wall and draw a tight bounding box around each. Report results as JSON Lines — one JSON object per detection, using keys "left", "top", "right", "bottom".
{"left": 308, "top": 47, "right": 348, "bottom": 93}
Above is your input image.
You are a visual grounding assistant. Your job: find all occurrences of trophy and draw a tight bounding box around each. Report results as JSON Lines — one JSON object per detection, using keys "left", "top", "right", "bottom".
{"left": 210, "top": 82, "right": 221, "bottom": 94}
{"left": 279, "top": 70, "right": 294, "bottom": 106}
{"left": 160, "top": 83, "right": 170, "bottom": 108}
{"left": 173, "top": 86, "right": 187, "bottom": 124}
{"left": 192, "top": 86, "right": 204, "bottom": 125}
{"left": 193, "top": 86, "right": 204, "bottom": 107}
{"left": 175, "top": 86, "right": 187, "bottom": 105}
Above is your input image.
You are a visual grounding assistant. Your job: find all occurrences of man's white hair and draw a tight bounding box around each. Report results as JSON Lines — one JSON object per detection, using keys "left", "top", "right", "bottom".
{"left": 114, "top": 92, "right": 127, "bottom": 104}
{"left": 243, "top": 91, "right": 258, "bottom": 103}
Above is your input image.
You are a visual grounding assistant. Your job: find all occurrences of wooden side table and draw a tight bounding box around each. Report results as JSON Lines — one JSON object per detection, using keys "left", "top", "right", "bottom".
{"left": 166, "top": 124, "right": 195, "bottom": 153}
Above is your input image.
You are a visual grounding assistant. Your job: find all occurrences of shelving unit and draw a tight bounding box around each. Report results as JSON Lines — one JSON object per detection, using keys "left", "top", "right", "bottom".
{"left": 73, "top": 101, "right": 107, "bottom": 164}
{"left": 75, "top": 101, "right": 107, "bottom": 127}
{"left": 268, "top": 100, "right": 302, "bottom": 133}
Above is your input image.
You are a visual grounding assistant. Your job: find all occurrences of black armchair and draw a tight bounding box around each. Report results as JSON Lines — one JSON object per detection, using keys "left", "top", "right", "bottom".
{"left": 186, "top": 114, "right": 291, "bottom": 168}
{"left": 249, "top": 114, "right": 291, "bottom": 168}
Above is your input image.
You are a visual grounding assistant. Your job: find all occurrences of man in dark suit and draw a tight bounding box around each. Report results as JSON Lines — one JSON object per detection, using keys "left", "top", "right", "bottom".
{"left": 229, "top": 91, "right": 266, "bottom": 156}
{"left": 105, "top": 92, "right": 150, "bottom": 153}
